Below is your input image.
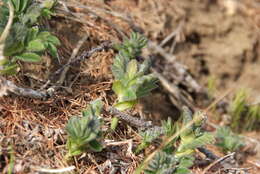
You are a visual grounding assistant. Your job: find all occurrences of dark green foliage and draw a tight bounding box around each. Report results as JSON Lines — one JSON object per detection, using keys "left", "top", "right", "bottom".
{"left": 215, "top": 127, "right": 244, "bottom": 153}
{"left": 65, "top": 99, "right": 103, "bottom": 159}
{"left": 111, "top": 32, "right": 157, "bottom": 111}
{"left": 0, "top": 0, "right": 59, "bottom": 75}
{"left": 145, "top": 151, "right": 194, "bottom": 174}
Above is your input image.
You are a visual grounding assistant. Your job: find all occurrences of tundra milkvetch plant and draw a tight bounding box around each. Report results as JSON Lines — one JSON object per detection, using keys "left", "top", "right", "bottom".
{"left": 175, "top": 107, "right": 215, "bottom": 157}
{"left": 65, "top": 99, "right": 103, "bottom": 159}
{"left": 215, "top": 126, "right": 244, "bottom": 153}
{"left": 0, "top": 0, "right": 60, "bottom": 75}
{"left": 137, "top": 107, "right": 215, "bottom": 174}
{"left": 111, "top": 32, "right": 157, "bottom": 129}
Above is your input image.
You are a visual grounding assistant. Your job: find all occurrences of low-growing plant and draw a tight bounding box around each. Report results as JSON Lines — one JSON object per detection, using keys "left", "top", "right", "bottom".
{"left": 144, "top": 151, "right": 194, "bottom": 174}
{"left": 65, "top": 99, "right": 103, "bottom": 159}
{"left": 111, "top": 32, "right": 157, "bottom": 129}
{"left": 229, "top": 89, "right": 260, "bottom": 131}
{"left": 136, "top": 107, "right": 215, "bottom": 174}
{"left": 215, "top": 126, "right": 244, "bottom": 153}
{"left": 0, "top": 0, "right": 60, "bottom": 75}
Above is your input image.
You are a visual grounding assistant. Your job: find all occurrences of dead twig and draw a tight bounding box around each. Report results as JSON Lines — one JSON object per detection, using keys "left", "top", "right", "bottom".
{"left": 159, "top": 20, "right": 185, "bottom": 47}
{"left": 57, "top": 34, "right": 89, "bottom": 85}
{"left": 151, "top": 68, "right": 195, "bottom": 110}
{"left": 202, "top": 152, "right": 235, "bottom": 174}
{"left": 107, "top": 106, "right": 153, "bottom": 128}
{"left": 54, "top": 41, "right": 112, "bottom": 76}
{"left": 32, "top": 166, "right": 75, "bottom": 173}
{"left": 148, "top": 41, "right": 204, "bottom": 94}
{"left": 0, "top": 76, "right": 52, "bottom": 98}
{"left": 197, "top": 147, "right": 219, "bottom": 160}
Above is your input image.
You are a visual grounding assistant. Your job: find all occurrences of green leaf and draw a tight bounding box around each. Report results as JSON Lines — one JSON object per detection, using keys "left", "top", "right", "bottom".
{"left": 114, "top": 100, "right": 137, "bottom": 111}
{"left": 47, "top": 43, "right": 58, "bottom": 58}
{"left": 37, "top": 31, "right": 51, "bottom": 40}
{"left": 112, "top": 81, "right": 125, "bottom": 99}
{"left": 177, "top": 133, "right": 215, "bottom": 155}
{"left": 175, "top": 168, "right": 190, "bottom": 174}
{"left": 127, "top": 59, "right": 138, "bottom": 79}
{"left": 136, "top": 74, "right": 158, "bottom": 98}
{"left": 4, "top": 41, "right": 25, "bottom": 56}
{"left": 82, "top": 98, "right": 103, "bottom": 117}
{"left": 14, "top": 52, "right": 42, "bottom": 62}
{"left": 26, "top": 26, "right": 39, "bottom": 42}
{"left": 47, "top": 35, "right": 60, "bottom": 45}
{"left": 26, "top": 39, "right": 46, "bottom": 52}
{"left": 19, "top": 0, "right": 30, "bottom": 12}
{"left": 11, "top": 0, "right": 21, "bottom": 12}
{"left": 0, "top": 63, "right": 18, "bottom": 75}
{"left": 111, "top": 117, "right": 119, "bottom": 130}
{"left": 41, "top": 0, "right": 56, "bottom": 9}
{"left": 88, "top": 140, "right": 103, "bottom": 152}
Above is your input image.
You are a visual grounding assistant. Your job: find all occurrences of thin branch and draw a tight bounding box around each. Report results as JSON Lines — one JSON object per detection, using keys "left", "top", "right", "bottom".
{"left": 0, "top": 76, "right": 51, "bottom": 98}
{"left": 148, "top": 40, "right": 204, "bottom": 94}
{"left": 57, "top": 34, "right": 89, "bottom": 85}
{"left": 202, "top": 152, "right": 235, "bottom": 174}
{"left": 151, "top": 68, "right": 195, "bottom": 110}
{"left": 32, "top": 166, "right": 75, "bottom": 173}
{"left": 159, "top": 20, "right": 185, "bottom": 47}
{"left": 197, "top": 147, "right": 219, "bottom": 160}
{"left": 54, "top": 41, "right": 112, "bottom": 76}
{"left": 107, "top": 106, "right": 153, "bottom": 128}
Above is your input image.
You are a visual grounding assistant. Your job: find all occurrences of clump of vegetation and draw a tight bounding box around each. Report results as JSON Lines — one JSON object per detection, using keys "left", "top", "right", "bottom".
{"left": 65, "top": 99, "right": 103, "bottom": 159}
{"left": 136, "top": 107, "right": 215, "bottom": 174}
{"left": 144, "top": 151, "right": 194, "bottom": 174}
{"left": 0, "top": 0, "right": 60, "bottom": 75}
{"left": 229, "top": 89, "right": 260, "bottom": 132}
{"left": 215, "top": 127, "right": 244, "bottom": 153}
{"left": 111, "top": 32, "right": 157, "bottom": 129}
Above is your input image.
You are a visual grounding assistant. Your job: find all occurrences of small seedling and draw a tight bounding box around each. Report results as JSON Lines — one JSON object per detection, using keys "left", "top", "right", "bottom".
{"left": 111, "top": 32, "right": 157, "bottom": 130}
{"left": 215, "top": 126, "right": 244, "bottom": 153}
{"left": 144, "top": 151, "right": 194, "bottom": 174}
{"left": 175, "top": 107, "right": 215, "bottom": 157}
{"left": 0, "top": 0, "right": 60, "bottom": 75}
{"left": 136, "top": 107, "right": 215, "bottom": 174}
{"left": 229, "top": 89, "right": 260, "bottom": 131}
{"left": 65, "top": 99, "right": 103, "bottom": 159}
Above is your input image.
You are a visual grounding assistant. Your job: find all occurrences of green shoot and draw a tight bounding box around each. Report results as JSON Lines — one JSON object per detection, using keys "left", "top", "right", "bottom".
{"left": 229, "top": 89, "right": 260, "bottom": 131}
{"left": 65, "top": 99, "right": 103, "bottom": 159}
{"left": 215, "top": 127, "right": 244, "bottom": 153}
{"left": 229, "top": 89, "right": 248, "bottom": 131}
{"left": 175, "top": 107, "right": 215, "bottom": 157}
{"left": 7, "top": 146, "right": 15, "bottom": 174}
{"left": 207, "top": 76, "right": 217, "bottom": 100}
{"left": 0, "top": 0, "right": 60, "bottom": 75}
{"left": 136, "top": 107, "right": 215, "bottom": 174}
{"left": 111, "top": 32, "right": 157, "bottom": 130}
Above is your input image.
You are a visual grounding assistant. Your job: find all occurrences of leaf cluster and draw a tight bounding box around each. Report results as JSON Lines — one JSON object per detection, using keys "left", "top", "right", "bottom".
{"left": 215, "top": 127, "right": 244, "bottom": 153}
{"left": 65, "top": 99, "right": 103, "bottom": 159}
{"left": 145, "top": 151, "right": 194, "bottom": 174}
{"left": 111, "top": 32, "right": 157, "bottom": 111}
{"left": 0, "top": 0, "right": 60, "bottom": 75}
{"left": 175, "top": 108, "right": 215, "bottom": 157}
{"left": 138, "top": 108, "right": 214, "bottom": 174}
